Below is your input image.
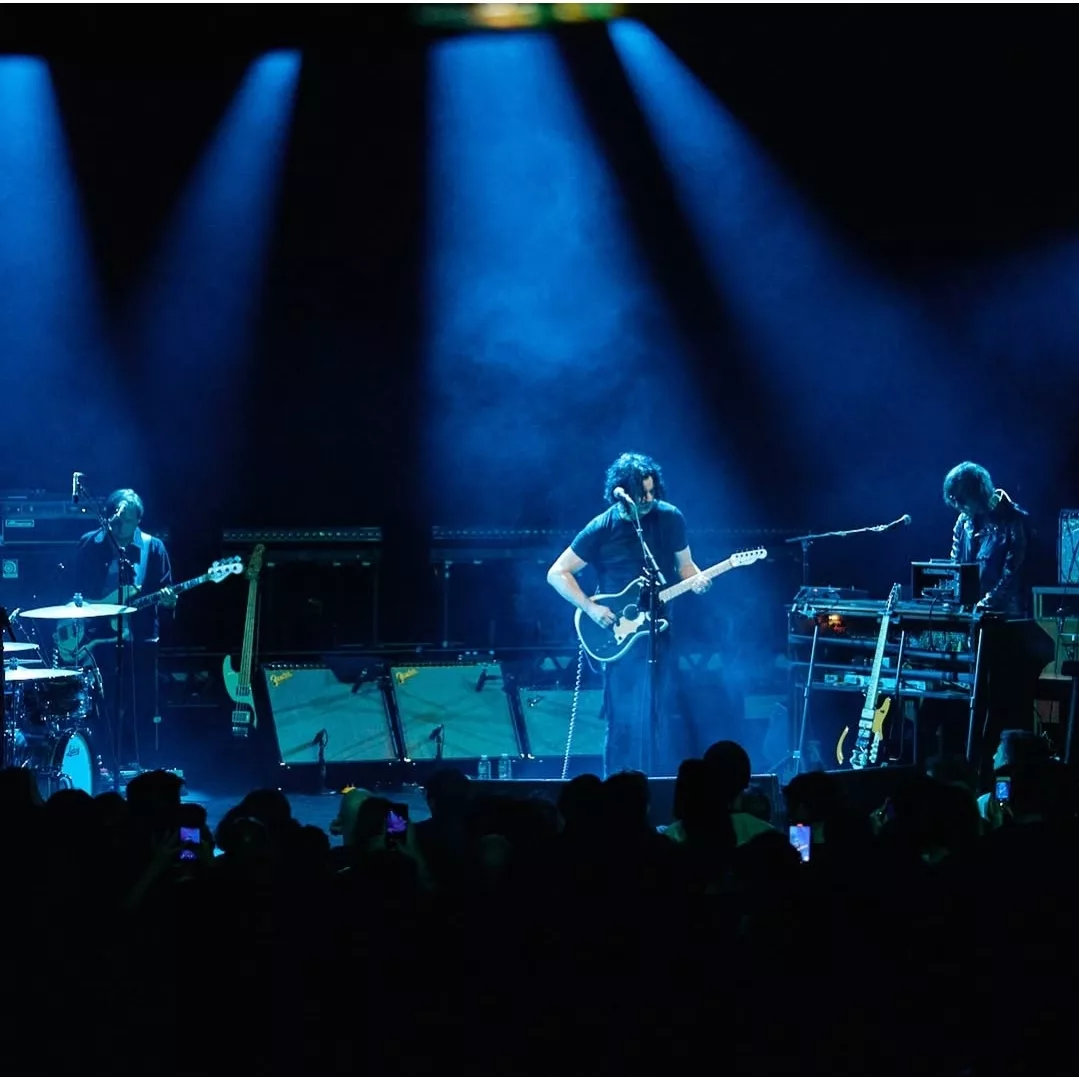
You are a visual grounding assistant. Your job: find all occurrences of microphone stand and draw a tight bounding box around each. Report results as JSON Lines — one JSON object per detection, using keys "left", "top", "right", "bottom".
{"left": 625, "top": 501, "right": 665, "bottom": 775}
{"left": 77, "top": 477, "right": 135, "bottom": 793}
{"left": 786, "top": 516, "right": 910, "bottom": 587}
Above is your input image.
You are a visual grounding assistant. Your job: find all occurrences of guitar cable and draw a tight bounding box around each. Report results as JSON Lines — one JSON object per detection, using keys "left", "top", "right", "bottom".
{"left": 560, "top": 642, "right": 586, "bottom": 782}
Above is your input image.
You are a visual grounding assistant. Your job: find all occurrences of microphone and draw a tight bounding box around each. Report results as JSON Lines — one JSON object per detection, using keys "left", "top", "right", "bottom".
{"left": 475, "top": 668, "right": 487, "bottom": 692}
{"left": 109, "top": 499, "right": 129, "bottom": 522}
{"left": 310, "top": 728, "right": 327, "bottom": 748}
{"left": 428, "top": 724, "right": 445, "bottom": 742}
{"left": 891, "top": 514, "right": 913, "bottom": 530}
{"left": 612, "top": 487, "right": 636, "bottom": 510}
{"left": 71, "top": 472, "right": 83, "bottom": 505}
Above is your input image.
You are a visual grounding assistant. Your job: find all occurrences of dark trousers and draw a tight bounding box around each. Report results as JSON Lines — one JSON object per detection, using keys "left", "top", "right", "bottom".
{"left": 88, "top": 640, "right": 160, "bottom": 771}
{"left": 602, "top": 633, "right": 673, "bottom": 778}
{"left": 977, "top": 619, "right": 1054, "bottom": 777}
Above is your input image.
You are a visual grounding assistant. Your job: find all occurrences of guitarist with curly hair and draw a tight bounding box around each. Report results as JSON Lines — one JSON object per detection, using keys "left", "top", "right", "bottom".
{"left": 547, "top": 452, "right": 712, "bottom": 777}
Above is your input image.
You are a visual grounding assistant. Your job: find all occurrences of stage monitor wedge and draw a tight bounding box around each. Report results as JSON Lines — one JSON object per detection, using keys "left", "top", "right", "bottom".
{"left": 518, "top": 686, "right": 605, "bottom": 758}
{"left": 391, "top": 662, "right": 519, "bottom": 761}
{"left": 262, "top": 662, "right": 396, "bottom": 765}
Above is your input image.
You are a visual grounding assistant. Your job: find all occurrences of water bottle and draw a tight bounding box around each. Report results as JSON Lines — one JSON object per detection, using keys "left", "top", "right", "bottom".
{"left": 498, "top": 754, "right": 512, "bottom": 781}
{"left": 478, "top": 755, "right": 491, "bottom": 781}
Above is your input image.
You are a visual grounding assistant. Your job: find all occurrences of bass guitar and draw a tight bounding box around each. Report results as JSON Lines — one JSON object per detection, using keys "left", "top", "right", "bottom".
{"left": 223, "top": 543, "right": 264, "bottom": 737}
{"left": 836, "top": 582, "right": 900, "bottom": 770}
{"left": 53, "top": 556, "right": 244, "bottom": 664}
{"left": 574, "top": 547, "right": 768, "bottom": 663}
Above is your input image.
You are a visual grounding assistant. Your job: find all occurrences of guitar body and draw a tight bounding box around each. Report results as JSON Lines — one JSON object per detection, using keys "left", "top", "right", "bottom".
{"left": 574, "top": 578, "right": 669, "bottom": 663}
{"left": 53, "top": 585, "right": 145, "bottom": 664}
{"left": 571, "top": 548, "right": 769, "bottom": 664}
{"left": 836, "top": 696, "right": 891, "bottom": 769}
{"left": 222, "top": 653, "right": 257, "bottom": 731}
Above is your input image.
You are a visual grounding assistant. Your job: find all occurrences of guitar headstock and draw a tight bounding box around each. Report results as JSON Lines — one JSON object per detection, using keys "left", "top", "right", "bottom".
{"left": 886, "top": 582, "right": 901, "bottom": 611}
{"left": 246, "top": 543, "right": 266, "bottom": 580}
{"left": 207, "top": 556, "right": 245, "bottom": 583}
{"left": 730, "top": 546, "right": 768, "bottom": 567}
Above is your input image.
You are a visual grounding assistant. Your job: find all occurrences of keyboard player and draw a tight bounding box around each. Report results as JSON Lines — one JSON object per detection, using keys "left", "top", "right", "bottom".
{"left": 942, "top": 461, "right": 1052, "bottom": 773}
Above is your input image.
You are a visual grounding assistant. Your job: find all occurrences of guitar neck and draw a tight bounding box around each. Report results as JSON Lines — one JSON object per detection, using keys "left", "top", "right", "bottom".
{"left": 238, "top": 576, "right": 260, "bottom": 687}
{"left": 862, "top": 600, "right": 895, "bottom": 718}
{"left": 658, "top": 559, "right": 734, "bottom": 603}
{"left": 131, "top": 573, "right": 211, "bottom": 609}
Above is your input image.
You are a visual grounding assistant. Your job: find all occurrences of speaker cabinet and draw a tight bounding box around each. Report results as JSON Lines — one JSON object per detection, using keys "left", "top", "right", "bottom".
{"left": 518, "top": 687, "right": 605, "bottom": 758}
{"left": 262, "top": 662, "right": 396, "bottom": 765}
{"left": 390, "top": 662, "right": 519, "bottom": 761}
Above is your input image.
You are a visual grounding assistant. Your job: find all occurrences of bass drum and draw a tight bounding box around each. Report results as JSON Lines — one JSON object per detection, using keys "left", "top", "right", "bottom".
{"left": 30, "top": 728, "right": 101, "bottom": 799}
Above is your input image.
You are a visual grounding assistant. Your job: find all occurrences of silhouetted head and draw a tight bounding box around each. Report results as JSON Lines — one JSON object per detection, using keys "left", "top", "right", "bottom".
{"left": 703, "top": 740, "right": 753, "bottom": 806}
{"left": 424, "top": 768, "right": 471, "bottom": 820}
{"left": 603, "top": 770, "right": 651, "bottom": 834}
{"left": 943, "top": 461, "right": 995, "bottom": 517}
{"left": 557, "top": 773, "right": 603, "bottom": 831}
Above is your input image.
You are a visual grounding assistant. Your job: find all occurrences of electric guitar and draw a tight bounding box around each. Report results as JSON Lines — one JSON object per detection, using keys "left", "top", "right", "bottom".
{"left": 53, "top": 556, "right": 244, "bottom": 664}
{"left": 223, "top": 543, "right": 264, "bottom": 738}
{"left": 836, "top": 582, "right": 900, "bottom": 770}
{"left": 573, "top": 547, "right": 768, "bottom": 663}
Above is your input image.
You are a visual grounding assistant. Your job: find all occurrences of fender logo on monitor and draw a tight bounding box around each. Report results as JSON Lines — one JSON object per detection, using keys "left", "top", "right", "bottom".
{"left": 268, "top": 670, "right": 294, "bottom": 688}
{"left": 395, "top": 667, "right": 419, "bottom": 686}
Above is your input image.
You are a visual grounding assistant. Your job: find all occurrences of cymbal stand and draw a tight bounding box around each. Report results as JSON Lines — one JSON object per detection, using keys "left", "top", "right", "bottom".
{"left": 1, "top": 606, "right": 14, "bottom": 768}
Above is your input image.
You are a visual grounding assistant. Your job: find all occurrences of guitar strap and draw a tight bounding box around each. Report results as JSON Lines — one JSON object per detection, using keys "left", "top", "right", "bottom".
{"left": 134, "top": 530, "right": 151, "bottom": 591}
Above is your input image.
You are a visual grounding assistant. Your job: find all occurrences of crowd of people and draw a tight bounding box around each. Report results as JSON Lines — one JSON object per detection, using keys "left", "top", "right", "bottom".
{"left": 2, "top": 730, "right": 1074, "bottom": 1075}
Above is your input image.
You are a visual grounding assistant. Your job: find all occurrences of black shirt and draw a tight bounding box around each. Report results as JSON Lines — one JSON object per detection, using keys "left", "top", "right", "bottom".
{"left": 570, "top": 501, "right": 688, "bottom": 595}
{"left": 67, "top": 527, "right": 173, "bottom": 641}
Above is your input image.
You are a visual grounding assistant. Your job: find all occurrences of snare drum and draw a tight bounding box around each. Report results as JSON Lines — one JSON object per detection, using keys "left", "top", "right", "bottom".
{"left": 11, "top": 668, "right": 93, "bottom": 726}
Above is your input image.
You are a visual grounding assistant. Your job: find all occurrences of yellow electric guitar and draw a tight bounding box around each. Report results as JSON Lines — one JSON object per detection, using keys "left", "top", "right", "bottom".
{"left": 53, "top": 557, "right": 244, "bottom": 664}
{"left": 223, "top": 544, "right": 264, "bottom": 737}
{"left": 836, "top": 583, "right": 900, "bottom": 770}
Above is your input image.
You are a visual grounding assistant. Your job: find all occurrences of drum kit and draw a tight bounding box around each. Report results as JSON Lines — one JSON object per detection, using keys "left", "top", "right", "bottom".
{"left": 2, "top": 600, "right": 135, "bottom": 797}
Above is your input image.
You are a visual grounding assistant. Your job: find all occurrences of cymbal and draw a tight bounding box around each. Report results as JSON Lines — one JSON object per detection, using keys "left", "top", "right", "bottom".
{"left": 19, "top": 602, "right": 136, "bottom": 620}
{"left": 0, "top": 642, "right": 40, "bottom": 654}
{"left": 5, "top": 667, "right": 82, "bottom": 681}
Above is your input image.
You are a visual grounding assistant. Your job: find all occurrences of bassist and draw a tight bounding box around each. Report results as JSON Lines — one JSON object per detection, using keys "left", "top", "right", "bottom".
{"left": 547, "top": 452, "right": 710, "bottom": 777}
{"left": 62, "top": 488, "right": 175, "bottom": 771}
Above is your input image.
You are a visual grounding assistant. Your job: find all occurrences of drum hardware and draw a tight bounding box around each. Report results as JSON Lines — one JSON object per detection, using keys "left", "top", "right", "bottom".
{"left": 0, "top": 641, "right": 41, "bottom": 655}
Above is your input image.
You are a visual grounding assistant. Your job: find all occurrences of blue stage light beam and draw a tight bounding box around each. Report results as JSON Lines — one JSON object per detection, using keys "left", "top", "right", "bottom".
{"left": 423, "top": 31, "right": 735, "bottom": 526}
{"left": 124, "top": 50, "right": 301, "bottom": 488}
{"left": 0, "top": 56, "right": 136, "bottom": 487}
{"left": 609, "top": 20, "right": 971, "bottom": 519}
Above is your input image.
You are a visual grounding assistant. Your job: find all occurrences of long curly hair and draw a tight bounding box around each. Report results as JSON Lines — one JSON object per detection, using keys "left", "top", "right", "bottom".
{"left": 603, "top": 452, "right": 666, "bottom": 506}
{"left": 942, "top": 461, "right": 994, "bottom": 511}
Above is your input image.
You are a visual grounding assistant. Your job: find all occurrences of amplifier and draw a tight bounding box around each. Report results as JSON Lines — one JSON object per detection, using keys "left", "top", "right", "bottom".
{"left": 1060, "top": 511, "right": 1079, "bottom": 584}
{"left": 1, "top": 497, "right": 96, "bottom": 546}
{"left": 390, "top": 662, "right": 520, "bottom": 761}
{"left": 261, "top": 662, "right": 397, "bottom": 765}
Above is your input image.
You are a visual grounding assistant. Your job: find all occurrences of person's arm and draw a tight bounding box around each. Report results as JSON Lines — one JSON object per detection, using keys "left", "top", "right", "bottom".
{"left": 674, "top": 547, "right": 711, "bottom": 592}
{"left": 950, "top": 515, "right": 966, "bottom": 562}
{"left": 156, "top": 540, "right": 177, "bottom": 608}
{"left": 547, "top": 547, "right": 614, "bottom": 627}
{"left": 980, "top": 519, "right": 1028, "bottom": 611}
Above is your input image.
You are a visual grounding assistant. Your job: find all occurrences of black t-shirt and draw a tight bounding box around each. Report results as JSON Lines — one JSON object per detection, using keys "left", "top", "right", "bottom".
{"left": 570, "top": 502, "right": 688, "bottom": 595}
